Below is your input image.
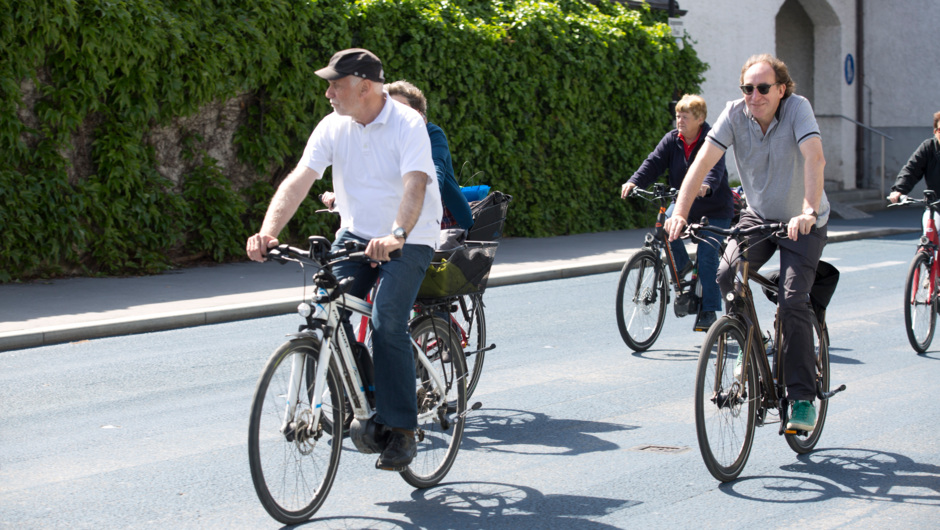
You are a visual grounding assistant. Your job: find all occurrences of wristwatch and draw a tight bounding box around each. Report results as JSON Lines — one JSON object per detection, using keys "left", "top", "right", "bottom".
{"left": 392, "top": 226, "right": 407, "bottom": 241}
{"left": 802, "top": 207, "right": 818, "bottom": 218}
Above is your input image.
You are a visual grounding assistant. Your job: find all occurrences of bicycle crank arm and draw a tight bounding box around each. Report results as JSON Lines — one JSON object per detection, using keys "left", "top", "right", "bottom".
{"left": 458, "top": 401, "right": 483, "bottom": 419}
{"left": 818, "top": 384, "right": 847, "bottom": 400}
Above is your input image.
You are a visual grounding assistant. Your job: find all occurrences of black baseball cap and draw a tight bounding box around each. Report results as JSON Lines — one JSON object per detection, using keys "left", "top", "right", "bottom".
{"left": 315, "top": 48, "right": 385, "bottom": 83}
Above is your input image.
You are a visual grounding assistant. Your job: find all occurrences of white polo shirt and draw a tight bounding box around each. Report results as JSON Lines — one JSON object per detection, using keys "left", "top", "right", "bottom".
{"left": 299, "top": 94, "right": 442, "bottom": 247}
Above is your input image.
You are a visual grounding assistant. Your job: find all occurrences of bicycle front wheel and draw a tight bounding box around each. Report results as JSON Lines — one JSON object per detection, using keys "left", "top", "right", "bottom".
{"left": 401, "top": 316, "right": 467, "bottom": 488}
{"left": 248, "top": 339, "right": 344, "bottom": 524}
{"left": 694, "top": 316, "right": 757, "bottom": 482}
{"left": 904, "top": 251, "right": 936, "bottom": 353}
{"left": 785, "top": 317, "right": 830, "bottom": 454}
{"left": 616, "top": 249, "right": 667, "bottom": 351}
{"left": 453, "top": 294, "right": 486, "bottom": 399}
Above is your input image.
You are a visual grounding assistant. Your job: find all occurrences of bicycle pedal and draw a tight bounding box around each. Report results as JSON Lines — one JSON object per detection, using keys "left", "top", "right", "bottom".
{"left": 375, "top": 463, "right": 408, "bottom": 472}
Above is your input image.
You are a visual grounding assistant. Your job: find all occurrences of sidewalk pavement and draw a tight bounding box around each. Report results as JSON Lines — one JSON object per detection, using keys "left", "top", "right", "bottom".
{"left": 0, "top": 206, "right": 922, "bottom": 352}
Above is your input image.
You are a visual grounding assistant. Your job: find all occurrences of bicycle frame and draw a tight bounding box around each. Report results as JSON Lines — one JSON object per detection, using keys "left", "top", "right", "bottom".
{"left": 273, "top": 245, "right": 449, "bottom": 445}
{"left": 914, "top": 193, "right": 940, "bottom": 305}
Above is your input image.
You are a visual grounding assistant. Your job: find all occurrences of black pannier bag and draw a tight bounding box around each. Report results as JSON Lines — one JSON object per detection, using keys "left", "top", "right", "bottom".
{"left": 466, "top": 191, "right": 512, "bottom": 242}
{"left": 416, "top": 241, "right": 499, "bottom": 299}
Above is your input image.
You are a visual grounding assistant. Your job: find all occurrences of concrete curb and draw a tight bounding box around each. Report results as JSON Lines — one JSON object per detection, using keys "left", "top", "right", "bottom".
{"left": 0, "top": 227, "right": 917, "bottom": 351}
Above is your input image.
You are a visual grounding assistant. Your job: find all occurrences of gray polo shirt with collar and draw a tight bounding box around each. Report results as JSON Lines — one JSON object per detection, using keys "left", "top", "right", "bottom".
{"left": 706, "top": 94, "right": 830, "bottom": 227}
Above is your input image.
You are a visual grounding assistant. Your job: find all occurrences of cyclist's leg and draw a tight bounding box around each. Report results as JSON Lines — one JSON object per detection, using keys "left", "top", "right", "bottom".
{"left": 330, "top": 229, "right": 380, "bottom": 299}
{"left": 777, "top": 226, "right": 827, "bottom": 405}
{"left": 370, "top": 243, "right": 434, "bottom": 431}
{"left": 696, "top": 217, "right": 731, "bottom": 313}
{"left": 716, "top": 210, "right": 776, "bottom": 300}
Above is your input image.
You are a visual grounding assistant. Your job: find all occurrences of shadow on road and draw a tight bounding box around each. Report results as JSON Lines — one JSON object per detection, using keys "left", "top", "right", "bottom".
{"left": 460, "top": 408, "right": 638, "bottom": 456}
{"left": 718, "top": 448, "right": 940, "bottom": 505}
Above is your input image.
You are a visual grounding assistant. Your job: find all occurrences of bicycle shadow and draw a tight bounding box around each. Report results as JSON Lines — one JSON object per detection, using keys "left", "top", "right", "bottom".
{"left": 917, "top": 351, "right": 940, "bottom": 360}
{"left": 460, "top": 408, "right": 638, "bottom": 456}
{"left": 630, "top": 347, "right": 699, "bottom": 362}
{"left": 384, "top": 480, "right": 638, "bottom": 529}
{"left": 827, "top": 348, "right": 864, "bottom": 365}
{"left": 718, "top": 448, "right": 940, "bottom": 505}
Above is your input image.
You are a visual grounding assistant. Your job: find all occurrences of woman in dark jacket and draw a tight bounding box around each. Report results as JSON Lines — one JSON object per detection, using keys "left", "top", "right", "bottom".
{"left": 621, "top": 94, "right": 734, "bottom": 331}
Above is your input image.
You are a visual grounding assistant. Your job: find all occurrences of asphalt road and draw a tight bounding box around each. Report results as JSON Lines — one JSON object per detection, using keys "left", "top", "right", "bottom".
{"left": 2, "top": 234, "right": 939, "bottom": 529}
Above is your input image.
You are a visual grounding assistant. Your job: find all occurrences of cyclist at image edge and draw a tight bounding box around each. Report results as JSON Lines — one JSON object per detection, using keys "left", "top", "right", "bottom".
{"left": 887, "top": 110, "right": 940, "bottom": 227}
{"left": 245, "top": 48, "right": 442, "bottom": 471}
{"left": 621, "top": 94, "right": 735, "bottom": 332}
{"left": 664, "top": 54, "right": 829, "bottom": 434}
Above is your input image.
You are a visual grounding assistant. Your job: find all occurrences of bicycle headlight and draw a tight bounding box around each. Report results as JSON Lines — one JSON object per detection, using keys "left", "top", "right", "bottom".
{"left": 297, "top": 302, "right": 312, "bottom": 318}
{"left": 920, "top": 236, "right": 930, "bottom": 247}
{"left": 725, "top": 292, "right": 735, "bottom": 302}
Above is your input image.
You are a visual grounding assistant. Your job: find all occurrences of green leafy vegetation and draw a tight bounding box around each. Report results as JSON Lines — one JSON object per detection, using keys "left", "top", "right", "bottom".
{"left": 0, "top": 0, "right": 704, "bottom": 281}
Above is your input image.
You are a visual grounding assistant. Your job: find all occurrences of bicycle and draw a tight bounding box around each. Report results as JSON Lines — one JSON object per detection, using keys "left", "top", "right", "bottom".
{"left": 688, "top": 221, "right": 846, "bottom": 482}
{"left": 616, "top": 183, "right": 712, "bottom": 351}
{"left": 247, "top": 236, "right": 469, "bottom": 524}
{"left": 888, "top": 191, "right": 940, "bottom": 353}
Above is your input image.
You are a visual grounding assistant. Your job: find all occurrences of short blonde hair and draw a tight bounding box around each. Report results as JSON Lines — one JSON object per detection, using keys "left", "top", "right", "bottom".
{"left": 675, "top": 94, "right": 707, "bottom": 121}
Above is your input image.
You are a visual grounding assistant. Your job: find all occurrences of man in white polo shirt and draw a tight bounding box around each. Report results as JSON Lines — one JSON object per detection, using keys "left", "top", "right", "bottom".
{"left": 664, "top": 54, "right": 828, "bottom": 434}
{"left": 246, "top": 48, "right": 442, "bottom": 470}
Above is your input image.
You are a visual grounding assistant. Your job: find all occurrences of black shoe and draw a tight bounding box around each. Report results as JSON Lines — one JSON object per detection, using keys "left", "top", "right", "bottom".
{"left": 375, "top": 429, "right": 417, "bottom": 471}
{"left": 693, "top": 311, "right": 717, "bottom": 332}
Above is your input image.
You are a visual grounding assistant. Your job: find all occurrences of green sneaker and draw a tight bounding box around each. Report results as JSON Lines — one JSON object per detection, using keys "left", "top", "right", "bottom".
{"left": 732, "top": 345, "right": 744, "bottom": 380}
{"left": 786, "top": 400, "right": 816, "bottom": 431}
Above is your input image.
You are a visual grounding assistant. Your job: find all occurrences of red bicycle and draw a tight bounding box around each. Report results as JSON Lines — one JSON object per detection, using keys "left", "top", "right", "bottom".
{"left": 891, "top": 190, "right": 940, "bottom": 352}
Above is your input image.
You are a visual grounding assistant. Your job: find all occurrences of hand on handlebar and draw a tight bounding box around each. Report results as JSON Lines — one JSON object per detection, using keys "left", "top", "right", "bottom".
{"left": 365, "top": 235, "right": 404, "bottom": 267}
{"left": 787, "top": 214, "right": 816, "bottom": 241}
{"left": 887, "top": 190, "right": 903, "bottom": 204}
{"left": 663, "top": 215, "right": 687, "bottom": 242}
{"left": 621, "top": 182, "right": 636, "bottom": 199}
{"left": 319, "top": 191, "right": 336, "bottom": 210}
{"left": 246, "top": 233, "right": 279, "bottom": 262}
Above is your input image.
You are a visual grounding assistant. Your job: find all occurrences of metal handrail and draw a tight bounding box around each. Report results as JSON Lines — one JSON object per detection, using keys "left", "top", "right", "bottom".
{"left": 817, "top": 114, "right": 893, "bottom": 195}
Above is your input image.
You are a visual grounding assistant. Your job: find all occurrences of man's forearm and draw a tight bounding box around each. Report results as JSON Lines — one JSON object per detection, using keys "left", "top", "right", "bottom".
{"left": 394, "top": 171, "right": 428, "bottom": 234}
{"left": 259, "top": 166, "right": 319, "bottom": 237}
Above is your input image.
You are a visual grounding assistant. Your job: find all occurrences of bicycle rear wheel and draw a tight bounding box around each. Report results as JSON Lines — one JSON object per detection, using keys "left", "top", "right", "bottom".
{"left": 400, "top": 316, "right": 467, "bottom": 488}
{"left": 616, "top": 249, "right": 667, "bottom": 351}
{"left": 453, "top": 294, "right": 486, "bottom": 398}
{"left": 248, "top": 339, "right": 344, "bottom": 524}
{"left": 903, "top": 251, "right": 936, "bottom": 353}
{"left": 785, "top": 317, "right": 830, "bottom": 453}
{"left": 694, "top": 316, "right": 757, "bottom": 482}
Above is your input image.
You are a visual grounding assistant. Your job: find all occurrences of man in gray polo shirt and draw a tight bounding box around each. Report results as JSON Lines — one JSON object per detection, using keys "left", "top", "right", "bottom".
{"left": 664, "top": 54, "right": 828, "bottom": 433}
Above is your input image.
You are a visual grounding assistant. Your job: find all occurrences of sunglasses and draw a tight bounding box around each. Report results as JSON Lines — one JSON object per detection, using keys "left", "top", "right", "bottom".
{"left": 739, "top": 83, "right": 779, "bottom": 96}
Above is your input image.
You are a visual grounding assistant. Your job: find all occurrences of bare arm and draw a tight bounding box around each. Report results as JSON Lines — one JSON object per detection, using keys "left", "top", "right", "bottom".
{"left": 664, "top": 141, "right": 725, "bottom": 240}
{"left": 788, "top": 136, "right": 825, "bottom": 240}
{"left": 246, "top": 165, "right": 320, "bottom": 261}
{"left": 364, "top": 170, "right": 429, "bottom": 262}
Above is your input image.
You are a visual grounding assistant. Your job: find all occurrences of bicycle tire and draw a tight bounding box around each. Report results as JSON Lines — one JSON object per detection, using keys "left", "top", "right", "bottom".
{"left": 248, "top": 338, "right": 344, "bottom": 524}
{"left": 616, "top": 249, "right": 667, "bottom": 351}
{"left": 903, "top": 252, "right": 936, "bottom": 353}
{"left": 785, "top": 317, "right": 830, "bottom": 454}
{"left": 694, "top": 316, "right": 757, "bottom": 482}
{"left": 400, "top": 316, "right": 467, "bottom": 488}
{"left": 453, "top": 294, "right": 486, "bottom": 398}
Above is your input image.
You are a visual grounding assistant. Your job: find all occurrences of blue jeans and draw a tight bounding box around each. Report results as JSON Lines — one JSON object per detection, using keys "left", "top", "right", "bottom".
{"left": 665, "top": 204, "right": 731, "bottom": 313}
{"left": 330, "top": 229, "right": 433, "bottom": 430}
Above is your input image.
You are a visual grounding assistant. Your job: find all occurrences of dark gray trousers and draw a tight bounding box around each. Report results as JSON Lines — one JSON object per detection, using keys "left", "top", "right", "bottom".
{"left": 717, "top": 210, "right": 827, "bottom": 402}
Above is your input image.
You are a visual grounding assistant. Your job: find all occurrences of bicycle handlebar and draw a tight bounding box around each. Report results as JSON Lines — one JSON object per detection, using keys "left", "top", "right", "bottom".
{"left": 267, "top": 240, "right": 401, "bottom": 267}
{"left": 628, "top": 184, "right": 678, "bottom": 202}
{"left": 688, "top": 221, "right": 788, "bottom": 240}
{"left": 887, "top": 194, "right": 940, "bottom": 209}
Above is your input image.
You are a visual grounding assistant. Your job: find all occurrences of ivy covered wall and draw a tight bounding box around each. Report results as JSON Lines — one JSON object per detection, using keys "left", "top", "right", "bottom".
{"left": 0, "top": 0, "right": 705, "bottom": 281}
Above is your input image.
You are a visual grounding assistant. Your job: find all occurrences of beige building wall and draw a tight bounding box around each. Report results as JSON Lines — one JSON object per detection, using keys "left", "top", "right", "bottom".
{"left": 677, "top": 0, "right": 864, "bottom": 191}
